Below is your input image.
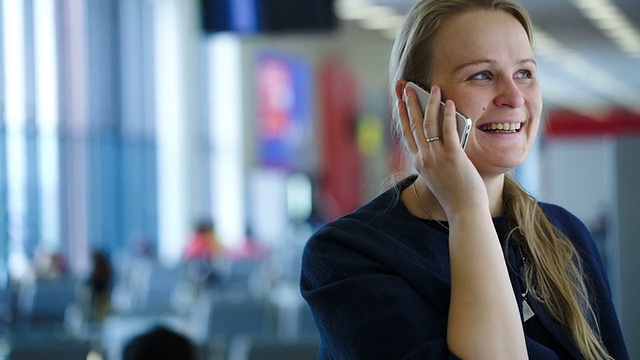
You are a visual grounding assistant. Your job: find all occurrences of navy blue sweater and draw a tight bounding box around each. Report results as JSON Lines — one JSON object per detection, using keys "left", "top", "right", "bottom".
{"left": 300, "top": 178, "right": 628, "bottom": 359}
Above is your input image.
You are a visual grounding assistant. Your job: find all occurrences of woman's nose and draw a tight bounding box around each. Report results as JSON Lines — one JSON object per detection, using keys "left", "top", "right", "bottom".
{"left": 493, "top": 79, "right": 525, "bottom": 108}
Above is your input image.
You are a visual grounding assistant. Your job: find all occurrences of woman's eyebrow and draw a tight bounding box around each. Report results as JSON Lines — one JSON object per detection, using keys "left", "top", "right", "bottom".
{"left": 454, "top": 58, "right": 537, "bottom": 73}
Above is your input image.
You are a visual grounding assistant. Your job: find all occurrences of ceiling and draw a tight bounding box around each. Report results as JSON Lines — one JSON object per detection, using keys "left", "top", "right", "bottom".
{"left": 346, "top": 0, "right": 640, "bottom": 115}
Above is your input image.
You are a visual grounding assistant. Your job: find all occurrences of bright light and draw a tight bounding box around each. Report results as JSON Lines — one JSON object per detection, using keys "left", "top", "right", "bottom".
{"left": 534, "top": 28, "right": 640, "bottom": 113}
{"left": 572, "top": 0, "right": 640, "bottom": 58}
{"left": 208, "top": 34, "right": 245, "bottom": 247}
{"left": 359, "top": 14, "right": 404, "bottom": 31}
{"left": 2, "top": 0, "right": 26, "bottom": 128}
{"left": 3, "top": 0, "right": 28, "bottom": 266}
{"left": 86, "top": 350, "right": 103, "bottom": 360}
{"left": 335, "top": 0, "right": 375, "bottom": 20}
{"left": 336, "top": 0, "right": 404, "bottom": 40}
{"left": 287, "top": 173, "right": 312, "bottom": 222}
{"left": 154, "top": 0, "right": 190, "bottom": 265}
{"left": 34, "top": 0, "right": 61, "bottom": 251}
{"left": 339, "top": 4, "right": 396, "bottom": 21}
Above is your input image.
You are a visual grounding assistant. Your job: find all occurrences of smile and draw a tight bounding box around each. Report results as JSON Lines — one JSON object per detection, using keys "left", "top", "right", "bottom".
{"left": 479, "top": 122, "right": 522, "bottom": 133}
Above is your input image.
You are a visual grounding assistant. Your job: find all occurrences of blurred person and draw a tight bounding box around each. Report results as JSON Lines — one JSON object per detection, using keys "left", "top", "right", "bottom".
{"left": 184, "top": 220, "right": 224, "bottom": 261}
{"left": 86, "top": 250, "right": 113, "bottom": 322}
{"left": 228, "top": 227, "right": 268, "bottom": 261}
{"left": 300, "top": 0, "right": 628, "bottom": 359}
{"left": 109, "top": 235, "right": 156, "bottom": 313}
{"left": 32, "top": 246, "right": 67, "bottom": 279}
{"left": 184, "top": 220, "right": 225, "bottom": 288}
{"left": 123, "top": 325, "right": 195, "bottom": 360}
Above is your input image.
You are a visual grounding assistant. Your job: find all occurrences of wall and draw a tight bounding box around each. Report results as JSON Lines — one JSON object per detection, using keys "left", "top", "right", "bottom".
{"left": 615, "top": 137, "right": 640, "bottom": 359}
{"left": 240, "top": 25, "right": 395, "bottom": 199}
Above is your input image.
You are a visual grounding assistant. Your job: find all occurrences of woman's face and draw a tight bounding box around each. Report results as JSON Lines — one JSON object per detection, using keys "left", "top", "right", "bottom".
{"left": 429, "top": 9, "right": 542, "bottom": 177}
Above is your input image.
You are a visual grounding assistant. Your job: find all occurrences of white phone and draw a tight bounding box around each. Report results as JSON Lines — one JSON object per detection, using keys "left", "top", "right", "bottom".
{"left": 405, "top": 81, "right": 472, "bottom": 149}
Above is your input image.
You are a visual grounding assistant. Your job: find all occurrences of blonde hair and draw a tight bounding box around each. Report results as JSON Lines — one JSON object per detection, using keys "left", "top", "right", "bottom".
{"left": 389, "top": 1, "right": 613, "bottom": 359}
{"left": 503, "top": 176, "right": 613, "bottom": 360}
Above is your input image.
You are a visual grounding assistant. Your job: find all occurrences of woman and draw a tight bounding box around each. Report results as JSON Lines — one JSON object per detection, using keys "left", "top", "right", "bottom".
{"left": 299, "top": 0, "right": 629, "bottom": 359}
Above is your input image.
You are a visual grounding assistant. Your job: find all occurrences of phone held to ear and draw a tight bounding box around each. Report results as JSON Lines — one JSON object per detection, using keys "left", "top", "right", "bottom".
{"left": 404, "top": 81, "right": 472, "bottom": 149}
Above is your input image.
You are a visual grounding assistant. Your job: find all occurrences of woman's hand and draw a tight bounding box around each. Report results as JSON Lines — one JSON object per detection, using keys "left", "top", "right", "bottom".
{"left": 398, "top": 84, "right": 488, "bottom": 216}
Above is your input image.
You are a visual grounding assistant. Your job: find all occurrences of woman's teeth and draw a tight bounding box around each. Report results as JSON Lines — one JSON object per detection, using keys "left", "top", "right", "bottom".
{"left": 481, "top": 122, "right": 522, "bottom": 132}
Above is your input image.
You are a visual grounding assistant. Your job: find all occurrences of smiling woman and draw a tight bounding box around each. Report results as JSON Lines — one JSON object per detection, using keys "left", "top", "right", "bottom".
{"left": 300, "top": 0, "right": 629, "bottom": 359}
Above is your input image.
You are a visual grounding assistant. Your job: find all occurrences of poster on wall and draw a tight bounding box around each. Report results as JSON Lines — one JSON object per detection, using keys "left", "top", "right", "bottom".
{"left": 256, "top": 52, "right": 313, "bottom": 171}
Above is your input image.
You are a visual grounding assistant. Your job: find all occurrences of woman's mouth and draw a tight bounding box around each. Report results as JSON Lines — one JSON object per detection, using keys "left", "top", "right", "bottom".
{"left": 479, "top": 122, "right": 522, "bottom": 133}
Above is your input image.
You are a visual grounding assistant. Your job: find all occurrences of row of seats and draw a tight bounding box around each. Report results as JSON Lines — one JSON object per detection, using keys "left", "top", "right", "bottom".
{"left": 1, "top": 260, "right": 320, "bottom": 359}
{"left": 4, "top": 296, "right": 320, "bottom": 360}
{"left": 5, "top": 332, "right": 319, "bottom": 360}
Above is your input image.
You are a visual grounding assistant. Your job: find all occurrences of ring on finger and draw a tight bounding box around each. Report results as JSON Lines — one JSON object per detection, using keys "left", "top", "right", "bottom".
{"left": 425, "top": 136, "right": 441, "bottom": 143}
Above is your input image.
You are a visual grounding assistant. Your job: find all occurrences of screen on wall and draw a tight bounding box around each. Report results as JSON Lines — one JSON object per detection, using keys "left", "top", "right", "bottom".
{"left": 200, "top": 0, "right": 337, "bottom": 33}
{"left": 256, "top": 52, "right": 313, "bottom": 171}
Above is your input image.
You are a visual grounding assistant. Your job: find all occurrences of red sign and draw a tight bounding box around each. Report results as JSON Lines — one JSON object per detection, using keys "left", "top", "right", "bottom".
{"left": 545, "top": 108, "right": 640, "bottom": 138}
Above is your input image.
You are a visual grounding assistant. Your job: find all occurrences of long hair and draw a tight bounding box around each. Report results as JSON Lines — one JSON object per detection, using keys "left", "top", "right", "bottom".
{"left": 389, "top": 1, "right": 613, "bottom": 359}
{"left": 503, "top": 176, "right": 611, "bottom": 360}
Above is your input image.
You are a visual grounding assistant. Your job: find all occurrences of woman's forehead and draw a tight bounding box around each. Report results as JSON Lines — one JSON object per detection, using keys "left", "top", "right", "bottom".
{"left": 431, "top": 10, "right": 533, "bottom": 70}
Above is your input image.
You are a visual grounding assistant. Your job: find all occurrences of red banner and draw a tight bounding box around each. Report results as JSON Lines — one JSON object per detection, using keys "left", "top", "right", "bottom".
{"left": 545, "top": 108, "right": 640, "bottom": 138}
{"left": 318, "top": 58, "right": 363, "bottom": 221}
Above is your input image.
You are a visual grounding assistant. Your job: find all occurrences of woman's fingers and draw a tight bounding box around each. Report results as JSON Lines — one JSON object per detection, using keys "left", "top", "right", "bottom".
{"left": 423, "top": 86, "right": 442, "bottom": 147}
{"left": 399, "top": 83, "right": 462, "bottom": 161}
{"left": 442, "top": 99, "right": 461, "bottom": 148}
{"left": 426, "top": 87, "right": 463, "bottom": 151}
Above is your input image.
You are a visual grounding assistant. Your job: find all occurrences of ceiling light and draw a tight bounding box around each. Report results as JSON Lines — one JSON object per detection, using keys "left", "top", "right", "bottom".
{"left": 343, "top": 5, "right": 396, "bottom": 21}
{"left": 336, "top": 0, "right": 395, "bottom": 20}
{"left": 359, "top": 14, "right": 404, "bottom": 31}
{"left": 571, "top": 0, "right": 640, "bottom": 58}
{"left": 535, "top": 28, "right": 640, "bottom": 113}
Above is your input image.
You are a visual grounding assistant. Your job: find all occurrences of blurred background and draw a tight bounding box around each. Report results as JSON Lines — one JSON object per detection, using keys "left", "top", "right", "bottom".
{"left": 1, "top": 0, "right": 639, "bottom": 359}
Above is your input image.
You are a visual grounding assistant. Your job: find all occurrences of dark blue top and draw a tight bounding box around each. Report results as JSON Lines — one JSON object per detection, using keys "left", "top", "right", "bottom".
{"left": 300, "top": 177, "right": 628, "bottom": 359}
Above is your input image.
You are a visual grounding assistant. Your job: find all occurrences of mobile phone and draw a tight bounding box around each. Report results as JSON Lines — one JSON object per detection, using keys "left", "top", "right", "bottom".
{"left": 405, "top": 81, "right": 472, "bottom": 149}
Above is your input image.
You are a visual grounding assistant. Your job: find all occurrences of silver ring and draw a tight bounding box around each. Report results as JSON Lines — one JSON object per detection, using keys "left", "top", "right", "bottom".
{"left": 425, "top": 136, "right": 441, "bottom": 143}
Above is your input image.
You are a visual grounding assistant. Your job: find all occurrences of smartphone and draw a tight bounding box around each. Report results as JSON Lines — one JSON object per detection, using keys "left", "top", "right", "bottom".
{"left": 405, "top": 81, "right": 472, "bottom": 149}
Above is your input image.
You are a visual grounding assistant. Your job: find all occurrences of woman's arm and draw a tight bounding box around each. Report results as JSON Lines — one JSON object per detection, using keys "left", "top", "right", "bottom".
{"left": 447, "top": 207, "right": 526, "bottom": 359}
{"left": 399, "top": 84, "right": 527, "bottom": 359}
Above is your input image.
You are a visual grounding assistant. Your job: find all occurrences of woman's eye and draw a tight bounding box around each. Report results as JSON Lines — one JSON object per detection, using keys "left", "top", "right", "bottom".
{"left": 515, "top": 70, "right": 533, "bottom": 79}
{"left": 468, "top": 72, "right": 490, "bottom": 81}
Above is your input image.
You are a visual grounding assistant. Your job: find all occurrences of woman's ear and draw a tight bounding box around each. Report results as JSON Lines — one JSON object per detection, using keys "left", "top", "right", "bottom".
{"left": 395, "top": 79, "right": 409, "bottom": 103}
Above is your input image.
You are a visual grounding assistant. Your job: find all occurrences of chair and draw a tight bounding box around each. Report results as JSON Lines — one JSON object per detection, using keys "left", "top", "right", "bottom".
{"left": 0, "top": 287, "right": 15, "bottom": 326}
{"left": 208, "top": 300, "right": 273, "bottom": 338}
{"left": 218, "top": 258, "right": 264, "bottom": 301}
{"left": 227, "top": 335, "right": 320, "bottom": 360}
{"left": 246, "top": 338, "right": 320, "bottom": 360}
{"left": 17, "top": 277, "right": 78, "bottom": 324}
{"left": 205, "top": 299, "right": 276, "bottom": 360}
{"left": 141, "top": 262, "right": 185, "bottom": 314}
{"left": 8, "top": 331, "right": 91, "bottom": 360}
